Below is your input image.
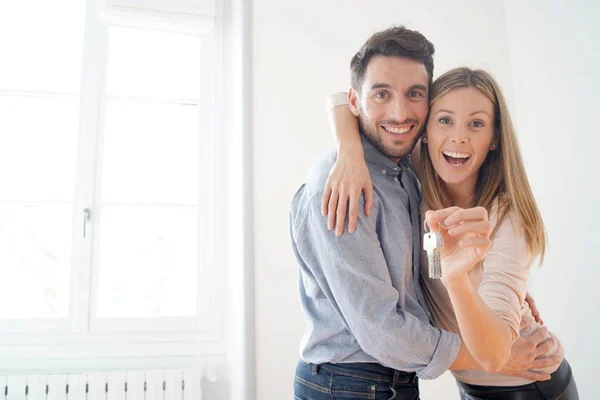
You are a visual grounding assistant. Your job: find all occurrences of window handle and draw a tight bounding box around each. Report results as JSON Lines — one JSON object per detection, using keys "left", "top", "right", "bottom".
{"left": 83, "top": 208, "right": 91, "bottom": 238}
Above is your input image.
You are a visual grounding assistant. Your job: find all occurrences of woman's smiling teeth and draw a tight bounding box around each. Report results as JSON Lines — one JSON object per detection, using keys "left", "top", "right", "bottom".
{"left": 383, "top": 125, "right": 412, "bottom": 135}
{"left": 442, "top": 150, "right": 471, "bottom": 167}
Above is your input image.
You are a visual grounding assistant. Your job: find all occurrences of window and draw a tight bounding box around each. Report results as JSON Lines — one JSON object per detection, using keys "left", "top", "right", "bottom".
{"left": 0, "top": 0, "right": 223, "bottom": 368}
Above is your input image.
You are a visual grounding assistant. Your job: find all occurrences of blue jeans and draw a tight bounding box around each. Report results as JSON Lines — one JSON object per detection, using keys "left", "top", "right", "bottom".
{"left": 294, "top": 360, "right": 420, "bottom": 400}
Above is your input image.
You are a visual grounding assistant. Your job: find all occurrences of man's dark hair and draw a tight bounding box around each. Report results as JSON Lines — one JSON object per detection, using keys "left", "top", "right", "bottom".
{"left": 350, "top": 26, "right": 435, "bottom": 92}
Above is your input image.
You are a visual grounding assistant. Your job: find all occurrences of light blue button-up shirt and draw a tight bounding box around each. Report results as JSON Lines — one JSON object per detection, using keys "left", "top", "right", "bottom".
{"left": 290, "top": 134, "right": 460, "bottom": 379}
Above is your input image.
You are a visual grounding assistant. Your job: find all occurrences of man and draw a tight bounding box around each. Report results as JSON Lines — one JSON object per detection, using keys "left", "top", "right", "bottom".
{"left": 290, "top": 26, "right": 560, "bottom": 399}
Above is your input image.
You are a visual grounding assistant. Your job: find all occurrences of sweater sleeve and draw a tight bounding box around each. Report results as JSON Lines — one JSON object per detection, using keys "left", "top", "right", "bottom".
{"left": 326, "top": 92, "right": 349, "bottom": 113}
{"left": 478, "top": 212, "right": 532, "bottom": 343}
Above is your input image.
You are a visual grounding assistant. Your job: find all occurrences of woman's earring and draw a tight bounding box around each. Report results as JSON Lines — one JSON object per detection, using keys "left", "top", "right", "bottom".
{"left": 490, "top": 143, "right": 497, "bottom": 150}
{"left": 421, "top": 136, "right": 428, "bottom": 144}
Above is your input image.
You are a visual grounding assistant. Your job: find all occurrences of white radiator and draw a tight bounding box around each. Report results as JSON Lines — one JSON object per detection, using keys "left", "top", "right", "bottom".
{"left": 0, "top": 369, "right": 216, "bottom": 400}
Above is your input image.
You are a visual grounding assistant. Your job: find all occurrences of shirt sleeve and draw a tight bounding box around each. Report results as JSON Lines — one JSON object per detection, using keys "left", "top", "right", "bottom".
{"left": 478, "top": 212, "right": 532, "bottom": 343}
{"left": 326, "top": 92, "right": 349, "bottom": 114}
{"left": 291, "top": 192, "right": 460, "bottom": 379}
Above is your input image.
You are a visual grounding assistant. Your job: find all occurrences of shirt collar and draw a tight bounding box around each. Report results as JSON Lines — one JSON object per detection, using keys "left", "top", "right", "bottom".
{"left": 361, "top": 133, "right": 411, "bottom": 178}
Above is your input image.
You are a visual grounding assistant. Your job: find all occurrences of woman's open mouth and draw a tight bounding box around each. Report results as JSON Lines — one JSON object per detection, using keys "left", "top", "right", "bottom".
{"left": 442, "top": 150, "right": 471, "bottom": 168}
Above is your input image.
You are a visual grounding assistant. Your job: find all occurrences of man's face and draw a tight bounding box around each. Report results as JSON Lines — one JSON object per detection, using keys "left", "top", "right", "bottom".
{"left": 349, "top": 56, "right": 429, "bottom": 163}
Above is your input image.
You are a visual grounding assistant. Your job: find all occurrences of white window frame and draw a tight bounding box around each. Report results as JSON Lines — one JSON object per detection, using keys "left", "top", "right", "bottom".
{"left": 0, "top": 0, "right": 227, "bottom": 372}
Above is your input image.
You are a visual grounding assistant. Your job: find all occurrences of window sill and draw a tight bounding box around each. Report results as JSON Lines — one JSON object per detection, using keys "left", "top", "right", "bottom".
{"left": 0, "top": 338, "right": 227, "bottom": 373}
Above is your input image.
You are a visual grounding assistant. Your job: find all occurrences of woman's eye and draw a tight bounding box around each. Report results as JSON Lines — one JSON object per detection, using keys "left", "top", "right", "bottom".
{"left": 439, "top": 117, "right": 451, "bottom": 125}
{"left": 471, "top": 120, "right": 484, "bottom": 128}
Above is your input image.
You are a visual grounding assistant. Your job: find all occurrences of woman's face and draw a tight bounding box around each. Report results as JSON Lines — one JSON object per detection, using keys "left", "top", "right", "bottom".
{"left": 425, "top": 87, "right": 497, "bottom": 191}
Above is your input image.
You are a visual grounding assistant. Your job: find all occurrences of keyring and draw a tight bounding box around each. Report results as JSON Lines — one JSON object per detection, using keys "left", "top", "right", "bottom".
{"left": 423, "top": 214, "right": 431, "bottom": 233}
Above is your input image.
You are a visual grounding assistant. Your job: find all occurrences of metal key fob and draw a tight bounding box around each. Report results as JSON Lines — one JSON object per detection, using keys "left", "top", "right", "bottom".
{"left": 423, "top": 231, "right": 444, "bottom": 279}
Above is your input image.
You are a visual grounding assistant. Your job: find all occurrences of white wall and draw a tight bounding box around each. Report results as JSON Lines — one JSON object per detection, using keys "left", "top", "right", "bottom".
{"left": 504, "top": 0, "right": 600, "bottom": 397}
{"left": 252, "top": 1, "right": 517, "bottom": 398}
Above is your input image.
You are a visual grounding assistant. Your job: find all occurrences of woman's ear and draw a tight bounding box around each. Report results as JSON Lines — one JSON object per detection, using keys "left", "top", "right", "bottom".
{"left": 490, "top": 138, "right": 499, "bottom": 150}
{"left": 490, "top": 130, "right": 500, "bottom": 150}
{"left": 348, "top": 88, "right": 361, "bottom": 117}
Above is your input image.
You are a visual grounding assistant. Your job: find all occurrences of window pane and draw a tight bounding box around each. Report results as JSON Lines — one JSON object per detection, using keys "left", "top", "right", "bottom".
{"left": 0, "top": 96, "right": 79, "bottom": 202}
{"left": 0, "top": 205, "right": 72, "bottom": 318}
{"left": 96, "top": 206, "right": 198, "bottom": 318}
{"left": 0, "top": 0, "right": 85, "bottom": 93}
{"left": 106, "top": 27, "right": 202, "bottom": 99}
{"left": 101, "top": 101, "right": 199, "bottom": 204}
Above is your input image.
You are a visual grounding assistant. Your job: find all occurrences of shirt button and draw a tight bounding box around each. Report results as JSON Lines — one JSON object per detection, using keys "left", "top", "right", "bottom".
{"left": 394, "top": 177, "right": 399, "bottom": 183}
{"left": 393, "top": 167, "right": 398, "bottom": 171}
{"left": 381, "top": 169, "right": 387, "bottom": 175}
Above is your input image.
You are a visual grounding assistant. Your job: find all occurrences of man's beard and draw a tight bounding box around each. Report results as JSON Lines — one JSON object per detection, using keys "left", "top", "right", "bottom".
{"left": 358, "top": 115, "right": 423, "bottom": 161}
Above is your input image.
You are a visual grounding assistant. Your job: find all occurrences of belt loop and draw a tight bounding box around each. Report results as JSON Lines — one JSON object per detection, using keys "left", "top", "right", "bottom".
{"left": 392, "top": 370, "right": 400, "bottom": 386}
{"left": 312, "top": 364, "right": 320, "bottom": 375}
{"left": 410, "top": 373, "right": 417, "bottom": 385}
{"left": 387, "top": 386, "right": 397, "bottom": 400}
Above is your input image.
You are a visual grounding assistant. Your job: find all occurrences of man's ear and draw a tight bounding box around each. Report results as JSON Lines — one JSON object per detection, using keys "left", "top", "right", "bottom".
{"left": 348, "top": 88, "right": 361, "bottom": 117}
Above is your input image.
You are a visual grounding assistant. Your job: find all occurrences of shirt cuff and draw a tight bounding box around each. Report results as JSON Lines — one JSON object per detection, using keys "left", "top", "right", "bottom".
{"left": 326, "top": 92, "right": 349, "bottom": 113}
{"left": 417, "top": 329, "right": 461, "bottom": 380}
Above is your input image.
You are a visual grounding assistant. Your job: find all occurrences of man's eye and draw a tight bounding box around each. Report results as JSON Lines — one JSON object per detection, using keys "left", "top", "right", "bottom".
{"left": 439, "top": 117, "right": 451, "bottom": 124}
{"left": 409, "top": 91, "right": 423, "bottom": 98}
{"left": 375, "top": 92, "right": 388, "bottom": 99}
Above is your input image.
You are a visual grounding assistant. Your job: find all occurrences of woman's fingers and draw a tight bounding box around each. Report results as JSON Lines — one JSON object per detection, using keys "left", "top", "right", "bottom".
{"left": 363, "top": 182, "right": 374, "bottom": 217}
{"left": 321, "top": 179, "right": 333, "bottom": 217}
{"left": 325, "top": 183, "right": 371, "bottom": 236}
{"left": 348, "top": 190, "right": 360, "bottom": 234}
{"left": 428, "top": 206, "right": 488, "bottom": 227}
{"left": 448, "top": 221, "right": 492, "bottom": 237}
{"left": 424, "top": 210, "right": 440, "bottom": 232}
{"left": 426, "top": 207, "right": 462, "bottom": 230}
{"left": 327, "top": 189, "right": 340, "bottom": 231}
{"left": 443, "top": 206, "right": 488, "bottom": 227}
{"left": 323, "top": 158, "right": 372, "bottom": 236}
{"left": 334, "top": 188, "right": 349, "bottom": 237}
{"left": 457, "top": 237, "right": 491, "bottom": 248}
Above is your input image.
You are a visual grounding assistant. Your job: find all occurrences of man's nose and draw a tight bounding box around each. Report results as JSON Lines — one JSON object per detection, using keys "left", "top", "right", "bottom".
{"left": 388, "top": 97, "right": 411, "bottom": 122}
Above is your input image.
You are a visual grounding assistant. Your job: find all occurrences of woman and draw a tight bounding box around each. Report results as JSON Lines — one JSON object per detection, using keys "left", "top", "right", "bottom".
{"left": 323, "top": 68, "right": 578, "bottom": 399}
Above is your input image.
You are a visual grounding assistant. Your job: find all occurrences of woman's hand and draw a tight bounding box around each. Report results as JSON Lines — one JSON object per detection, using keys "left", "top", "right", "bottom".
{"left": 321, "top": 146, "right": 373, "bottom": 237}
{"left": 425, "top": 207, "right": 492, "bottom": 284}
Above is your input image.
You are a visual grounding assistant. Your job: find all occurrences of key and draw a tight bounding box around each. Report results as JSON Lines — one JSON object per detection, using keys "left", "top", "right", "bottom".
{"left": 423, "top": 231, "right": 444, "bottom": 279}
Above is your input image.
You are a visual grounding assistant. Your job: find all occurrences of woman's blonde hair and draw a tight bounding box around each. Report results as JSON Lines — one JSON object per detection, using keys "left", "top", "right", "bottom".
{"left": 417, "top": 67, "right": 546, "bottom": 263}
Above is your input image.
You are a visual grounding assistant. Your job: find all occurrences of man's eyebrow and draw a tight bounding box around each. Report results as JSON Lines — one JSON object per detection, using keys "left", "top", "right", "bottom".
{"left": 370, "top": 83, "right": 392, "bottom": 90}
{"left": 409, "top": 84, "right": 428, "bottom": 92}
{"left": 369, "top": 83, "right": 429, "bottom": 92}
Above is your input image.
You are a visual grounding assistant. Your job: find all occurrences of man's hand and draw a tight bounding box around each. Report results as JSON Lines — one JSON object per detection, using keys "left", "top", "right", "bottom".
{"left": 525, "top": 292, "right": 544, "bottom": 325}
{"left": 500, "top": 326, "right": 562, "bottom": 381}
